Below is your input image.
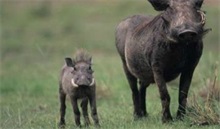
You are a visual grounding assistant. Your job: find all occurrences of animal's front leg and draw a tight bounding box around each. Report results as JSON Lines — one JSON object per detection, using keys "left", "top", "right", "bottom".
{"left": 81, "top": 98, "right": 90, "bottom": 126}
{"left": 70, "top": 98, "right": 81, "bottom": 127}
{"left": 177, "top": 44, "right": 202, "bottom": 119}
{"left": 177, "top": 66, "right": 196, "bottom": 119}
{"left": 89, "top": 93, "right": 100, "bottom": 126}
{"left": 152, "top": 66, "right": 172, "bottom": 123}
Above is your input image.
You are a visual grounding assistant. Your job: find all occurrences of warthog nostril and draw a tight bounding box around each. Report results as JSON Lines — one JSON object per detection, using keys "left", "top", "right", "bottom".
{"left": 178, "top": 30, "right": 198, "bottom": 39}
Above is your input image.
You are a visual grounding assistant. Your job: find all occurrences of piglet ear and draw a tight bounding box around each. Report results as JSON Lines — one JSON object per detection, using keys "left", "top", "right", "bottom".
{"left": 65, "top": 57, "right": 75, "bottom": 67}
{"left": 148, "top": 0, "right": 169, "bottom": 11}
{"left": 88, "top": 57, "right": 92, "bottom": 64}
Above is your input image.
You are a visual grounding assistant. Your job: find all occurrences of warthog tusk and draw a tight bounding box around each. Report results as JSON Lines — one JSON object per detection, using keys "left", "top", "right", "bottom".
{"left": 197, "top": 10, "right": 206, "bottom": 25}
{"left": 71, "top": 79, "right": 78, "bottom": 87}
{"left": 90, "top": 78, "right": 95, "bottom": 86}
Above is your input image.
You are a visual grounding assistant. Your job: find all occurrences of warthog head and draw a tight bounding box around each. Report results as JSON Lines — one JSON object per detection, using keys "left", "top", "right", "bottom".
{"left": 149, "top": 0, "right": 210, "bottom": 42}
{"left": 65, "top": 51, "right": 94, "bottom": 87}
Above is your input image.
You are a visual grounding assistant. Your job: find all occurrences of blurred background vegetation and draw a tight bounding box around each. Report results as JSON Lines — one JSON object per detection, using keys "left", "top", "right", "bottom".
{"left": 0, "top": 0, "right": 219, "bottom": 129}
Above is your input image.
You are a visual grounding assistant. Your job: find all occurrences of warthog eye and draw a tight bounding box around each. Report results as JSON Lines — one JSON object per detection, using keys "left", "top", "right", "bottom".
{"left": 73, "top": 66, "right": 77, "bottom": 71}
{"left": 88, "top": 66, "right": 94, "bottom": 73}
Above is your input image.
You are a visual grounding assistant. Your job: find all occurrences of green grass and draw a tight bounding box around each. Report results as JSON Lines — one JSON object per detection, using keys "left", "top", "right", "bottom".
{"left": 0, "top": 0, "right": 219, "bottom": 129}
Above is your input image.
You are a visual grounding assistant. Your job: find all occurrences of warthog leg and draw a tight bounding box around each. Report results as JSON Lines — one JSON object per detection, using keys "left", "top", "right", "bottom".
{"left": 81, "top": 98, "right": 90, "bottom": 126}
{"left": 70, "top": 98, "right": 81, "bottom": 127}
{"left": 58, "top": 88, "right": 66, "bottom": 127}
{"left": 177, "top": 59, "right": 198, "bottom": 119}
{"left": 88, "top": 93, "right": 100, "bottom": 126}
{"left": 139, "top": 81, "right": 150, "bottom": 117}
{"left": 152, "top": 67, "right": 173, "bottom": 123}
{"left": 122, "top": 63, "right": 142, "bottom": 119}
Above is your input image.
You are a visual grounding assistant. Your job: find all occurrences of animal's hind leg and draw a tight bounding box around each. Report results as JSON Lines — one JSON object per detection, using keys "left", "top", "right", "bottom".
{"left": 139, "top": 81, "right": 150, "bottom": 117}
{"left": 58, "top": 88, "right": 66, "bottom": 127}
{"left": 81, "top": 98, "right": 90, "bottom": 126}
{"left": 122, "top": 63, "right": 142, "bottom": 119}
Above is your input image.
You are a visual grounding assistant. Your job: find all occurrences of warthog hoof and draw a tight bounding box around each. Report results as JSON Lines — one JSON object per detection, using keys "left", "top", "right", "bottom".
{"left": 162, "top": 115, "right": 173, "bottom": 123}
{"left": 58, "top": 122, "right": 65, "bottom": 129}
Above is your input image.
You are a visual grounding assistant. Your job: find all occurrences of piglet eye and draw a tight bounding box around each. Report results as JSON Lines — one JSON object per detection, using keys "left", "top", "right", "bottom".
{"left": 71, "top": 69, "right": 74, "bottom": 74}
{"left": 88, "top": 66, "right": 94, "bottom": 73}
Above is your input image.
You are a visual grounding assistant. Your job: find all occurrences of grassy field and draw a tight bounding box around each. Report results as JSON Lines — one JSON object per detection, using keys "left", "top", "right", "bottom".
{"left": 1, "top": 0, "right": 219, "bottom": 129}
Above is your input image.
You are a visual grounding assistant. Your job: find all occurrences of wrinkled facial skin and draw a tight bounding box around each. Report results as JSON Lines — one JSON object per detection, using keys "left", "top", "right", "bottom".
{"left": 161, "top": 0, "right": 205, "bottom": 42}
{"left": 71, "top": 62, "right": 94, "bottom": 86}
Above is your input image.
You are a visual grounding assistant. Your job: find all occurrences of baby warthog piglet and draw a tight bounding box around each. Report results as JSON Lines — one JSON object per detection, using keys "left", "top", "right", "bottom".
{"left": 58, "top": 50, "right": 99, "bottom": 127}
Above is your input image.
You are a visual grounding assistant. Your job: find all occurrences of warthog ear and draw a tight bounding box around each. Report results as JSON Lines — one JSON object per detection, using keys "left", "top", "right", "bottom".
{"left": 195, "top": 0, "right": 204, "bottom": 8}
{"left": 65, "top": 57, "right": 75, "bottom": 67}
{"left": 87, "top": 57, "right": 92, "bottom": 65}
{"left": 148, "top": 0, "right": 169, "bottom": 11}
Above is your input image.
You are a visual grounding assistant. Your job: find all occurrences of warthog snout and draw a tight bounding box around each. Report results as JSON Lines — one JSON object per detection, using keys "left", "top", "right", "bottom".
{"left": 76, "top": 75, "right": 89, "bottom": 86}
{"left": 72, "top": 75, "right": 95, "bottom": 87}
{"left": 178, "top": 29, "right": 198, "bottom": 40}
{"left": 171, "top": 23, "right": 203, "bottom": 41}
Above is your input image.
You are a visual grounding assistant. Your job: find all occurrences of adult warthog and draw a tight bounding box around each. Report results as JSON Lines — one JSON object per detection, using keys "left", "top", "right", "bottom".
{"left": 115, "top": 0, "right": 210, "bottom": 123}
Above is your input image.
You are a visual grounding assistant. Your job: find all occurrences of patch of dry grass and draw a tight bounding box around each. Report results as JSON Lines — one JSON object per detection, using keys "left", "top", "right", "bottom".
{"left": 187, "top": 64, "right": 220, "bottom": 126}
{"left": 96, "top": 84, "right": 111, "bottom": 100}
